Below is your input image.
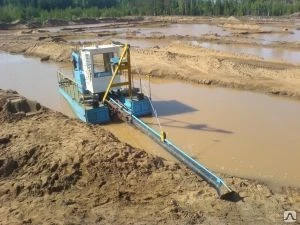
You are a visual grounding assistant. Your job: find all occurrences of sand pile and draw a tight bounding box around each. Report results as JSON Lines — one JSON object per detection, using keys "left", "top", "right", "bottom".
{"left": 0, "top": 90, "right": 300, "bottom": 224}
{"left": 227, "top": 16, "right": 240, "bottom": 22}
{"left": 290, "top": 12, "right": 300, "bottom": 18}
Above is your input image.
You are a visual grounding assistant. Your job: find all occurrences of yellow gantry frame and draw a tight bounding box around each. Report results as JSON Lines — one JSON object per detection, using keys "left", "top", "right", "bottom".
{"left": 102, "top": 44, "right": 132, "bottom": 103}
{"left": 102, "top": 44, "right": 167, "bottom": 141}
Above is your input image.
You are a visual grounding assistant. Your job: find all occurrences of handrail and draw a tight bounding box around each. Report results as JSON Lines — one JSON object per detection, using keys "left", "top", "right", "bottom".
{"left": 57, "top": 70, "right": 83, "bottom": 89}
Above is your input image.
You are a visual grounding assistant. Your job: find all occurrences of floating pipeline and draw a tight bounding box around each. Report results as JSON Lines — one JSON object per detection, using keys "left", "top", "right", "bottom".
{"left": 108, "top": 98, "right": 240, "bottom": 201}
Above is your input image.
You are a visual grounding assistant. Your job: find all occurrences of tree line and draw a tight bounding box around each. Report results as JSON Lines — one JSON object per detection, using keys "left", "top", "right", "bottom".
{"left": 0, "top": 0, "right": 299, "bottom": 23}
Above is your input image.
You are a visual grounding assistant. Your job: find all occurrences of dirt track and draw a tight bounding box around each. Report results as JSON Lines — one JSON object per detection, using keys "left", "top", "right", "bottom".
{"left": 1, "top": 90, "right": 300, "bottom": 224}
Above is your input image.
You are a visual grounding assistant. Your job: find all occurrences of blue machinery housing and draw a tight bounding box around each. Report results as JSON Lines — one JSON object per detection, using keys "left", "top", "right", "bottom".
{"left": 58, "top": 87, "right": 110, "bottom": 123}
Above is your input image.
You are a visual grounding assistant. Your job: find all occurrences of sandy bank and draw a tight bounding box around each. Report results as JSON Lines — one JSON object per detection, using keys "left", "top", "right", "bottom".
{"left": 1, "top": 90, "right": 300, "bottom": 224}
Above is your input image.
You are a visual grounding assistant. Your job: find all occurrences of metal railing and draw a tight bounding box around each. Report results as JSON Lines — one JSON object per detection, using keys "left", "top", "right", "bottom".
{"left": 57, "top": 71, "right": 85, "bottom": 107}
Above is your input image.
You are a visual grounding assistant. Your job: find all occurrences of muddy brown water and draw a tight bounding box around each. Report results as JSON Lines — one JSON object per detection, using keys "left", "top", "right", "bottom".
{"left": 135, "top": 23, "right": 230, "bottom": 37}
{"left": 69, "top": 38, "right": 171, "bottom": 49}
{"left": 67, "top": 35, "right": 300, "bottom": 64}
{"left": 1, "top": 52, "right": 300, "bottom": 188}
{"left": 55, "top": 22, "right": 299, "bottom": 63}
{"left": 0, "top": 53, "right": 74, "bottom": 116}
{"left": 140, "top": 80, "right": 300, "bottom": 188}
{"left": 252, "top": 26, "right": 300, "bottom": 43}
{"left": 55, "top": 23, "right": 230, "bottom": 36}
{"left": 192, "top": 41, "right": 300, "bottom": 65}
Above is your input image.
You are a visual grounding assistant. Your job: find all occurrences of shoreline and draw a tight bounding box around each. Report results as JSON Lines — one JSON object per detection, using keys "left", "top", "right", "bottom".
{"left": 0, "top": 89, "right": 300, "bottom": 224}
{"left": 1, "top": 15, "right": 299, "bottom": 29}
{"left": 0, "top": 15, "right": 299, "bottom": 102}
{"left": 0, "top": 39, "right": 300, "bottom": 101}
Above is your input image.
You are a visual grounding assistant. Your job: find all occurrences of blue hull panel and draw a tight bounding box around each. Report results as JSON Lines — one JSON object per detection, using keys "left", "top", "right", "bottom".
{"left": 124, "top": 97, "right": 152, "bottom": 117}
{"left": 59, "top": 88, "right": 110, "bottom": 124}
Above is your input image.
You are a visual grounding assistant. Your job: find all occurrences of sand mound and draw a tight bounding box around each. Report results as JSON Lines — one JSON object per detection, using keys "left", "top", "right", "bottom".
{"left": 227, "top": 16, "right": 240, "bottom": 22}
{"left": 1, "top": 91, "right": 300, "bottom": 224}
{"left": 0, "top": 90, "right": 212, "bottom": 224}
{"left": 290, "top": 12, "right": 300, "bottom": 18}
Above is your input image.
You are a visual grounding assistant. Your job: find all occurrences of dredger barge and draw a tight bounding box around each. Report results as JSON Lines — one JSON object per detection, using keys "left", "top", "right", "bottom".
{"left": 57, "top": 43, "right": 235, "bottom": 199}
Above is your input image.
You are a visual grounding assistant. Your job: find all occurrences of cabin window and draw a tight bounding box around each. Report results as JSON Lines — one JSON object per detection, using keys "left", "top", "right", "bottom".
{"left": 93, "top": 53, "right": 112, "bottom": 77}
{"left": 72, "top": 58, "right": 77, "bottom": 70}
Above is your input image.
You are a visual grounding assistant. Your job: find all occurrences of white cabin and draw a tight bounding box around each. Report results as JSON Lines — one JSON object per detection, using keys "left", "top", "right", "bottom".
{"left": 80, "top": 44, "right": 122, "bottom": 94}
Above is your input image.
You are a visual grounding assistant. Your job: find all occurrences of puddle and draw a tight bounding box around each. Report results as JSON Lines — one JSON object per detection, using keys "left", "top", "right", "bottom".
{"left": 193, "top": 41, "right": 300, "bottom": 64}
{"left": 86, "top": 23, "right": 231, "bottom": 37}
{"left": 58, "top": 22, "right": 299, "bottom": 63}
{"left": 67, "top": 37, "right": 170, "bottom": 48}
{"left": 250, "top": 28, "right": 300, "bottom": 43}
{"left": 68, "top": 37, "right": 108, "bottom": 44}
{"left": 45, "top": 22, "right": 125, "bottom": 32}
{"left": 137, "top": 23, "right": 230, "bottom": 37}
{"left": 113, "top": 38, "right": 170, "bottom": 48}
{"left": 47, "top": 22, "right": 231, "bottom": 37}
{"left": 1, "top": 52, "right": 300, "bottom": 188}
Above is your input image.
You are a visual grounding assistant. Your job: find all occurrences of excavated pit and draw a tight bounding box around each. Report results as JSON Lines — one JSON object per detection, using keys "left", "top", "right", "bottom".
{"left": 5, "top": 98, "right": 42, "bottom": 115}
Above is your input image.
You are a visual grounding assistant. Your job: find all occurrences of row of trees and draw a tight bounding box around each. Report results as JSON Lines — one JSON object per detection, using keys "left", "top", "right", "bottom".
{"left": 0, "top": 0, "right": 299, "bottom": 23}
{"left": 0, "top": 0, "right": 119, "bottom": 10}
{"left": 120, "top": 0, "right": 300, "bottom": 17}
